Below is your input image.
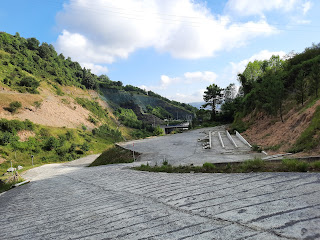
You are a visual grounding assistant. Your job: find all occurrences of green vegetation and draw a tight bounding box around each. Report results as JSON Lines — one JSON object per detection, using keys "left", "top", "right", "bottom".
{"left": 195, "top": 43, "right": 320, "bottom": 151}
{"left": 0, "top": 175, "right": 24, "bottom": 193}
{"left": 289, "top": 106, "right": 320, "bottom": 153}
{"left": 89, "top": 145, "right": 137, "bottom": 167}
{"left": 146, "top": 105, "right": 173, "bottom": 119}
{"left": 115, "top": 108, "right": 143, "bottom": 129}
{"left": 0, "top": 119, "right": 122, "bottom": 176}
{"left": 76, "top": 98, "right": 108, "bottom": 119}
{"left": 134, "top": 158, "right": 320, "bottom": 173}
{"left": 6, "top": 101, "right": 22, "bottom": 113}
{"left": 0, "top": 32, "right": 196, "bottom": 126}
{"left": 153, "top": 126, "right": 164, "bottom": 136}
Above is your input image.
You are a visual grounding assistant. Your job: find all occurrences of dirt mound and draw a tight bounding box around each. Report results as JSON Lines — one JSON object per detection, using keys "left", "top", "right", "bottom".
{"left": 242, "top": 99, "right": 320, "bottom": 155}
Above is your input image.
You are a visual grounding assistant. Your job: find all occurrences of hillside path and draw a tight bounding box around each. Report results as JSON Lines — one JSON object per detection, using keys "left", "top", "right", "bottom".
{"left": 0, "top": 153, "right": 320, "bottom": 239}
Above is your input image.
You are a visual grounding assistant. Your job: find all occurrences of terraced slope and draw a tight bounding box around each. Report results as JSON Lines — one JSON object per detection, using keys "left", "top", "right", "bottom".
{"left": 0, "top": 155, "right": 319, "bottom": 239}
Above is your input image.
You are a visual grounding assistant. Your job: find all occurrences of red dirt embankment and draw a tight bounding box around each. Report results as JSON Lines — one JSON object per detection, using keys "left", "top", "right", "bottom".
{"left": 242, "top": 99, "right": 320, "bottom": 156}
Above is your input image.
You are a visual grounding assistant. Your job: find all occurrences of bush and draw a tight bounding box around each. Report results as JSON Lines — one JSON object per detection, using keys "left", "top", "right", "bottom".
{"left": 7, "top": 101, "right": 22, "bottom": 113}
{"left": 0, "top": 119, "right": 34, "bottom": 132}
{"left": 44, "top": 136, "right": 59, "bottom": 151}
{"left": 39, "top": 128, "right": 50, "bottom": 137}
{"left": 80, "top": 142, "right": 90, "bottom": 152}
{"left": 153, "top": 126, "right": 164, "bottom": 136}
{"left": 0, "top": 132, "right": 14, "bottom": 145}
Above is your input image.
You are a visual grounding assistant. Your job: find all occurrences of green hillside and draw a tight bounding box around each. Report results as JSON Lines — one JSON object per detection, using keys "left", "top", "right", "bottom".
{"left": 0, "top": 32, "right": 196, "bottom": 124}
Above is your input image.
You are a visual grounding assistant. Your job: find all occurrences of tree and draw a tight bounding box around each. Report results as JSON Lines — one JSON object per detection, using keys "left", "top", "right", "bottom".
{"left": 224, "top": 83, "right": 237, "bottom": 103}
{"left": 310, "top": 63, "right": 320, "bottom": 97}
{"left": 202, "top": 84, "right": 223, "bottom": 121}
{"left": 295, "top": 70, "right": 308, "bottom": 105}
{"left": 38, "top": 42, "right": 52, "bottom": 59}
{"left": 26, "top": 37, "right": 40, "bottom": 50}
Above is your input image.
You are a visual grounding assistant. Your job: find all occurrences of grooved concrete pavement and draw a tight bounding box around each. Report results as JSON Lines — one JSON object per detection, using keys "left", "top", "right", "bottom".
{"left": 1, "top": 128, "right": 320, "bottom": 239}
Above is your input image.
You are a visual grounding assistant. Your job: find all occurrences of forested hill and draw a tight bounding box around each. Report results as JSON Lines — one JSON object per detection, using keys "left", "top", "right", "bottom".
{"left": 226, "top": 43, "right": 320, "bottom": 154}
{"left": 0, "top": 32, "right": 196, "bottom": 122}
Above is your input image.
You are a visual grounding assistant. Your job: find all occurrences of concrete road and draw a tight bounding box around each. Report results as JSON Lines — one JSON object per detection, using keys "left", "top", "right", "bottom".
{"left": 119, "top": 126, "right": 264, "bottom": 166}
{"left": 0, "top": 153, "right": 320, "bottom": 239}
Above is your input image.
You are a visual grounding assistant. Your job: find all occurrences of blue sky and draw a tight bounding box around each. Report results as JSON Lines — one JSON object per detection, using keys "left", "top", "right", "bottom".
{"left": 1, "top": 0, "right": 320, "bottom": 103}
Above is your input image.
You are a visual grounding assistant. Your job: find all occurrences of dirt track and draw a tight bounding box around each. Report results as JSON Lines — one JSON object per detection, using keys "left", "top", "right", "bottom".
{"left": 1, "top": 149, "right": 320, "bottom": 239}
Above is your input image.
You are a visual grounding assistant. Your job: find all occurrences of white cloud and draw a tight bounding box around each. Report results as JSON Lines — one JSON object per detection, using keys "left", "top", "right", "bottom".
{"left": 228, "top": 50, "right": 286, "bottom": 81}
{"left": 55, "top": 0, "right": 277, "bottom": 64}
{"left": 302, "top": 1, "right": 312, "bottom": 15}
{"left": 226, "top": 0, "right": 306, "bottom": 16}
{"left": 184, "top": 71, "right": 217, "bottom": 83}
{"left": 81, "top": 63, "right": 108, "bottom": 75}
{"left": 141, "top": 71, "right": 217, "bottom": 103}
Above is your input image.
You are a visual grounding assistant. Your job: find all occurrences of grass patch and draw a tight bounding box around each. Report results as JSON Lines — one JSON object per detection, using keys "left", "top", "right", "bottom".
{"left": 134, "top": 158, "right": 320, "bottom": 173}
{"left": 89, "top": 145, "right": 138, "bottom": 167}
{"left": 0, "top": 174, "right": 24, "bottom": 193}
{"left": 76, "top": 97, "right": 108, "bottom": 119}
{"left": 0, "top": 119, "right": 119, "bottom": 176}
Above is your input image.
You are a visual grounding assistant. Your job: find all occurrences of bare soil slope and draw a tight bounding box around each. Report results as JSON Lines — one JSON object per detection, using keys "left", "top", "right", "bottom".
{"left": 242, "top": 99, "right": 320, "bottom": 155}
{"left": 0, "top": 84, "right": 102, "bottom": 129}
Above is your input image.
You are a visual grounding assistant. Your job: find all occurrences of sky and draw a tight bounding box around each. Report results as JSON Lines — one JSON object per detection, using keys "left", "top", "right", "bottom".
{"left": 1, "top": 0, "right": 320, "bottom": 103}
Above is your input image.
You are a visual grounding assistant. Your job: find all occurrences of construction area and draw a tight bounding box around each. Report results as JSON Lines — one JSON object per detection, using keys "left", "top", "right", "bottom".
{"left": 119, "top": 126, "right": 266, "bottom": 166}
{"left": 0, "top": 127, "right": 319, "bottom": 239}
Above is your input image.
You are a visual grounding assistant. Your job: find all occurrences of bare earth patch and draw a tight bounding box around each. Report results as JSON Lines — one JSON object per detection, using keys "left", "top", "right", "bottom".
{"left": 0, "top": 87, "right": 99, "bottom": 129}
{"left": 17, "top": 130, "right": 36, "bottom": 142}
{"left": 243, "top": 99, "right": 320, "bottom": 155}
{"left": 0, "top": 157, "right": 6, "bottom": 164}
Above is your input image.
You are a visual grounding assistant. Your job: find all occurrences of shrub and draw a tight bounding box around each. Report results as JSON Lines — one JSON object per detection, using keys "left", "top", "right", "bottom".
{"left": 80, "top": 142, "right": 90, "bottom": 152}
{"left": 0, "top": 132, "right": 14, "bottom": 145}
{"left": 7, "top": 101, "right": 22, "bottom": 113}
{"left": 39, "top": 128, "right": 50, "bottom": 137}
{"left": 0, "top": 119, "right": 34, "bottom": 132}
{"left": 153, "top": 126, "right": 164, "bottom": 136}
{"left": 44, "top": 136, "right": 59, "bottom": 151}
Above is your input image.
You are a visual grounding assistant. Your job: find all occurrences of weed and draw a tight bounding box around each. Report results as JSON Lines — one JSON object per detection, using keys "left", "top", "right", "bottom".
{"left": 162, "top": 158, "right": 168, "bottom": 166}
{"left": 281, "top": 159, "right": 309, "bottom": 172}
{"left": 33, "top": 101, "right": 42, "bottom": 109}
{"left": 311, "top": 161, "right": 320, "bottom": 170}
{"left": 203, "top": 162, "right": 216, "bottom": 171}
{"left": 241, "top": 158, "right": 265, "bottom": 172}
{"left": 252, "top": 145, "right": 262, "bottom": 153}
